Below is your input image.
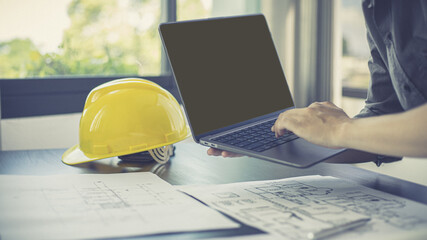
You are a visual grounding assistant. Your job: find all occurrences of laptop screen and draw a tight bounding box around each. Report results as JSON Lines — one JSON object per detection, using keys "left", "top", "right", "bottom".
{"left": 160, "top": 15, "right": 294, "bottom": 137}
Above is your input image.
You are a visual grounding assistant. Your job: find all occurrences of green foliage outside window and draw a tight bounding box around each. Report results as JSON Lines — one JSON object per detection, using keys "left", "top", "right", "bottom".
{"left": 0, "top": 0, "right": 162, "bottom": 78}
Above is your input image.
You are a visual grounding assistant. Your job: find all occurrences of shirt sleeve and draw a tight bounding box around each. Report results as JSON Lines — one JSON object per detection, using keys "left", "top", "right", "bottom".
{"left": 355, "top": 29, "right": 403, "bottom": 166}
{"left": 355, "top": 30, "right": 404, "bottom": 118}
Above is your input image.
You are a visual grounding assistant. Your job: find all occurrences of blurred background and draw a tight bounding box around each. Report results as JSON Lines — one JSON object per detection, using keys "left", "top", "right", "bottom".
{"left": 0, "top": 0, "right": 425, "bottom": 185}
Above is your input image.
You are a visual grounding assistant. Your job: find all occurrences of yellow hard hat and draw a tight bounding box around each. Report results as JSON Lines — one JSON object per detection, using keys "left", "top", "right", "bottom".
{"left": 62, "top": 78, "right": 190, "bottom": 165}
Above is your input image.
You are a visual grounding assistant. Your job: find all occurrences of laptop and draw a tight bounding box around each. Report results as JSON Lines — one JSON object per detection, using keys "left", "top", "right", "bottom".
{"left": 159, "top": 14, "right": 345, "bottom": 168}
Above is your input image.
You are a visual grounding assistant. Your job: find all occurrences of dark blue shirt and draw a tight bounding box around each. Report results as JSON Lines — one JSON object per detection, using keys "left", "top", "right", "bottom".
{"left": 356, "top": 0, "right": 427, "bottom": 118}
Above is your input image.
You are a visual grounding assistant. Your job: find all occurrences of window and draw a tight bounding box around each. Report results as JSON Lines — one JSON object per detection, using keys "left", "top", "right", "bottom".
{"left": 339, "top": 0, "right": 370, "bottom": 116}
{"left": 340, "top": 0, "right": 370, "bottom": 90}
{"left": 0, "top": 0, "right": 261, "bottom": 79}
{"left": 0, "top": 0, "right": 174, "bottom": 119}
{"left": 0, "top": 0, "right": 162, "bottom": 78}
{"left": 177, "top": 0, "right": 260, "bottom": 21}
{"left": 177, "top": 0, "right": 212, "bottom": 20}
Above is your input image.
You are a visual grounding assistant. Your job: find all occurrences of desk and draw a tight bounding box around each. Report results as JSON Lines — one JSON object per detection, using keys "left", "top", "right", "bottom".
{"left": 1, "top": 140, "right": 426, "bottom": 239}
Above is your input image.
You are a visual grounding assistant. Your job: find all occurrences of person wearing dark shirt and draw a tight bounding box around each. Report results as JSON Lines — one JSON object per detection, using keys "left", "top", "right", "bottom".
{"left": 208, "top": 0, "right": 427, "bottom": 164}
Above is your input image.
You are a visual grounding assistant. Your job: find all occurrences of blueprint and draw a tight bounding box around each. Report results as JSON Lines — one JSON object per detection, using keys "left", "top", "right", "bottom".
{"left": 0, "top": 172, "right": 238, "bottom": 240}
{"left": 179, "top": 175, "right": 427, "bottom": 240}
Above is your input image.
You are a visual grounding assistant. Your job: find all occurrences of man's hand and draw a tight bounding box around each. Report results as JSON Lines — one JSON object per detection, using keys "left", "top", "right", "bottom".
{"left": 207, "top": 148, "right": 243, "bottom": 157}
{"left": 207, "top": 102, "right": 350, "bottom": 157}
{"left": 271, "top": 101, "right": 351, "bottom": 148}
{"left": 208, "top": 102, "right": 427, "bottom": 159}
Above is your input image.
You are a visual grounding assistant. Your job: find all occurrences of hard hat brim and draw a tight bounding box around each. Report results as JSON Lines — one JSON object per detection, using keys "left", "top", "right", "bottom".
{"left": 62, "top": 145, "right": 101, "bottom": 165}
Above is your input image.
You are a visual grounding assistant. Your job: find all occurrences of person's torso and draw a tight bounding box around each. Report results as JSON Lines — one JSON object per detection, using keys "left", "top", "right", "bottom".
{"left": 363, "top": 0, "right": 427, "bottom": 110}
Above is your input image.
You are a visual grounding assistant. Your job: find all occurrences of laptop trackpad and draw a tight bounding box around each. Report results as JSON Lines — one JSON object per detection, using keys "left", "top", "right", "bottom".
{"left": 263, "top": 138, "right": 344, "bottom": 168}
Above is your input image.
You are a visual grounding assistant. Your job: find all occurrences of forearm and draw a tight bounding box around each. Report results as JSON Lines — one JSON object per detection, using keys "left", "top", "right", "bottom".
{"left": 340, "top": 103, "right": 427, "bottom": 157}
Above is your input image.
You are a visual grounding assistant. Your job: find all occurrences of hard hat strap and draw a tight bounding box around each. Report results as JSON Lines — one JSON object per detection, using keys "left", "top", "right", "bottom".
{"left": 118, "top": 145, "right": 175, "bottom": 164}
{"left": 148, "top": 145, "right": 175, "bottom": 164}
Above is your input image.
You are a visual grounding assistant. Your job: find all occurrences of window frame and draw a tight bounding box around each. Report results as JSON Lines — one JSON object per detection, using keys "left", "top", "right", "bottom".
{"left": 0, "top": 75, "right": 179, "bottom": 119}
{"left": 0, "top": 0, "right": 178, "bottom": 119}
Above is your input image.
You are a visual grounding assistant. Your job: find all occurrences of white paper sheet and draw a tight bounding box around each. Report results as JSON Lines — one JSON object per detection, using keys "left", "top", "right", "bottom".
{"left": 0, "top": 172, "right": 238, "bottom": 240}
{"left": 179, "top": 175, "right": 427, "bottom": 240}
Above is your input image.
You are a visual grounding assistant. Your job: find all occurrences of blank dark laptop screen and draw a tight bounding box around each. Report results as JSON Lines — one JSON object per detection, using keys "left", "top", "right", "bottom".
{"left": 160, "top": 15, "right": 294, "bottom": 137}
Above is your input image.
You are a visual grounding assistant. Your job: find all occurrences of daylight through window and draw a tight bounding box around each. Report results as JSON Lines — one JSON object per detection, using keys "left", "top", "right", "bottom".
{"left": 0, "top": 0, "right": 162, "bottom": 78}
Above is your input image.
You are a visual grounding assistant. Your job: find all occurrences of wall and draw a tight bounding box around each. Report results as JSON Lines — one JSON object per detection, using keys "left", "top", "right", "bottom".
{"left": 1, "top": 113, "right": 80, "bottom": 151}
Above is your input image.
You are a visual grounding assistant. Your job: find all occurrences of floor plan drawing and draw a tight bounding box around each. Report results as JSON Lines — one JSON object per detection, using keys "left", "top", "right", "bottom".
{"left": 0, "top": 172, "right": 238, "bottom": 240}
{"left": 180, "top": 175, "right": 427, "bottom": 240}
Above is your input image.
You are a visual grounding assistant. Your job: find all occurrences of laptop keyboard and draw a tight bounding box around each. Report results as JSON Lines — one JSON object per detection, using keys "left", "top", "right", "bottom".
{"left": 211, "top": 119, "right": 299, "bottom": 152}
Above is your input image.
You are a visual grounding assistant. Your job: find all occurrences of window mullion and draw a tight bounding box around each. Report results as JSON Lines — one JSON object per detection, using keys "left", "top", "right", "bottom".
{"left": 160, "top": 0, "right": 177, "bottom": 75}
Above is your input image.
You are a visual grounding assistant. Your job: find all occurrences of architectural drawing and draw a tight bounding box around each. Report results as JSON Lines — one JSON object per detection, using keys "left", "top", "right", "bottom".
{"left": 180, "top": 175, "right": 427, "bottom": 240}
{"left": 0, "top": 173, "right": 238, "bottom": 240}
